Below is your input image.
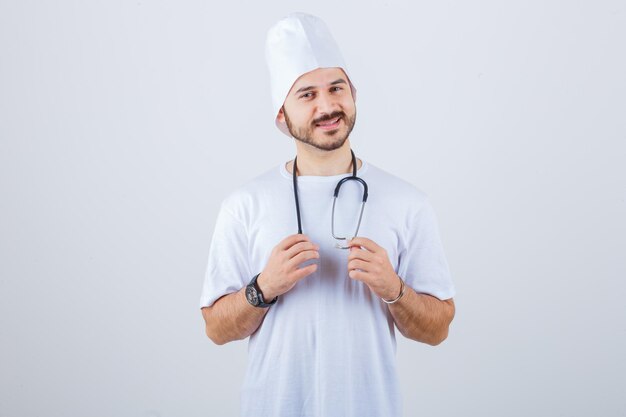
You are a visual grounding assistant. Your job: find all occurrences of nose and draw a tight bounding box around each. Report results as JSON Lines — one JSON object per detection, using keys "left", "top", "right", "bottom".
{"left": 315, "top": 90, "right": 340, "bottom": 116}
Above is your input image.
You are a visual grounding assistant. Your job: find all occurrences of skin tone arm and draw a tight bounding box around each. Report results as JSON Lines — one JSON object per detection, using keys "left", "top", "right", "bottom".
{"left": 347, "top": 237, "right": 455, "bottom": 346}
{"left": 201, "top": 289, "right": 269, "bottom": 346}
{"left": 202, "top": 233, "right": 454, "bottom": 346}
{"left": 201, "top": 234, "right": 319, "bottom": 345}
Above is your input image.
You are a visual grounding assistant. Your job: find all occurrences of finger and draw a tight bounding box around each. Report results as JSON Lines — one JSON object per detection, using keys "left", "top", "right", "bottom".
{"left": 292, "top": 263, "right": 318, "bottom": 281}
{"left": 278, "top": 234, "right": 312, "bottom": 251}
{"left": 347, "top": 247, "right": 374, "bottom": 262}
{"left": 347, "top": 237, "right": 379, "bottom": 253}
{"left": 348, "top": 259, "right": 371, "bottom": 273}
{"left": 348, "top": 268, "right": 368, "bottom": 281}
{"left": 287, "top": 250, "right": 320, "bottom": 270}
{"left": 285, "top": 241, "right": 319, "bottom": 260}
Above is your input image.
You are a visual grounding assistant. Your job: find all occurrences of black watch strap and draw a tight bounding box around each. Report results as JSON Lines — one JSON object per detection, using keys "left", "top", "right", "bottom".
{"left": 246, "top": 273, "right": 278, "bottom": 308}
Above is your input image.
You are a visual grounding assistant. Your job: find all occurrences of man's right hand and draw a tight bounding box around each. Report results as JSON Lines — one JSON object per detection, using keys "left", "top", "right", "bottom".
{"left": 256, "top": 234, "right": 320, "bottom": 300}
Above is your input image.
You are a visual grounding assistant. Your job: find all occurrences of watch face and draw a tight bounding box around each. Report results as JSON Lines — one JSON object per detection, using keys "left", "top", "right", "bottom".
{"left": 246, "top": 286, "right": 258, "bottom": 305}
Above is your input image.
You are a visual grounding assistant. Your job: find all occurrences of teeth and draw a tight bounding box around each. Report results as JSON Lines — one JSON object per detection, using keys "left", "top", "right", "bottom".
{"left": 319, "top": 117, "right": 340, "bottom": 126}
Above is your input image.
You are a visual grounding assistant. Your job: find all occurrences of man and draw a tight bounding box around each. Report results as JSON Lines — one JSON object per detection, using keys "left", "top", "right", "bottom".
{"left": 200, "top": 12, "right": 455, "bottom": 416}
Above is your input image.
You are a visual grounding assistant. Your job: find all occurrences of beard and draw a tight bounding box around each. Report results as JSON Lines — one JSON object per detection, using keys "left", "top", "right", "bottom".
{"left": 284, "top": 108, "right": 357, "bottom": 151}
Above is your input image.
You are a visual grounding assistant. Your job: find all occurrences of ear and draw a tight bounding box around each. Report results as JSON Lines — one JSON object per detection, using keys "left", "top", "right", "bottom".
{"left": 276, "top": 106, "right": 286, "bottom": 123}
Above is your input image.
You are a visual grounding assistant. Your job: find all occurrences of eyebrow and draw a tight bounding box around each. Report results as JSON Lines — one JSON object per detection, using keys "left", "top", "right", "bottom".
{"left": 295, "top": 78, "right": 347, "bottom": 94}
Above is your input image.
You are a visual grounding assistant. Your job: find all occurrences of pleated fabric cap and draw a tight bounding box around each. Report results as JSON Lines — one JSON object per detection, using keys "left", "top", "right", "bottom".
{"left": 265, "top": 12, "right": 357, "bottom": 137}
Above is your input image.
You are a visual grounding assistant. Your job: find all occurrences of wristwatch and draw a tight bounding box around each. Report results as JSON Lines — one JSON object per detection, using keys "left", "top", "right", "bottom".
{"left": 245, "top": 273, "right": 278, "bottom": 308}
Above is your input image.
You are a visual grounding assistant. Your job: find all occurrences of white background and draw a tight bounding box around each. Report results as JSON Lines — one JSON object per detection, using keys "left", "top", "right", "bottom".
{"left": 1, "top": 1, "right": 625, "bottom": 416}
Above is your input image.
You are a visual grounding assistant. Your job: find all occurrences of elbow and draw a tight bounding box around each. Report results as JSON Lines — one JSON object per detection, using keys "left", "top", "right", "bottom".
{"left": 204, "top": 322, "right": 237, "bottom": 346}
{"left": 421, "top": 305, "right": 455, "bottom": 346}
{"left": 205, "top": 320, "right": 246, "bottom": 345}
{"left": 425, "top": 327, "right": 449, "bottom": 346}
{"left": 426, "top": 300, "right": 455, "bottom": 346}
{"left": 400, "top": 326, "right": 448, "bottom": 346}
{"left": 202, "top": 307, "right": 228, "bottom": 345}
{"left": 205, "top": 326, "right": 227, "bottom": 345}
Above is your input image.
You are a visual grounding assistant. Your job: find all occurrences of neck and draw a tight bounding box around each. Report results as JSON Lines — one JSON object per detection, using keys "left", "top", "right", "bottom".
{"left": 287, "top": 140, "right": 362, "bottom": 176}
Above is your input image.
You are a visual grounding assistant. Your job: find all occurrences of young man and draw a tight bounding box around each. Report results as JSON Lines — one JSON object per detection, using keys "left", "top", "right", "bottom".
{"left": 200, "top": 12, "right": 455, "bottom": 416}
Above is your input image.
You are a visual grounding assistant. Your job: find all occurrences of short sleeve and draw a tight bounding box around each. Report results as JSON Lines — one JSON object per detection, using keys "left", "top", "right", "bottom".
{"left": 397, "top": 198, "right": 455, "bottom": 300}
{"left": 199, "top": 203, "right": 252, "bottom": 308}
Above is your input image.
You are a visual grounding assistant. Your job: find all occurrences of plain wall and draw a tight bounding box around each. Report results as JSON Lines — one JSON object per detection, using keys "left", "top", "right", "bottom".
{"left": 1, "top": 1, "right": 625, "bottom": 416}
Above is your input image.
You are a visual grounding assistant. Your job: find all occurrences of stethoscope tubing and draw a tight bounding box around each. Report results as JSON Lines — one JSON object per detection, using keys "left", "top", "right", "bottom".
{"left": 292, "top": 149, "right": 368, "bottom": 248}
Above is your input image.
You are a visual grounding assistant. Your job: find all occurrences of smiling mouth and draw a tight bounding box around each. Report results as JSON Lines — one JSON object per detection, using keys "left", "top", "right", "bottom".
{"left": 315, "top": 117, "right": 341, "bottom": 130}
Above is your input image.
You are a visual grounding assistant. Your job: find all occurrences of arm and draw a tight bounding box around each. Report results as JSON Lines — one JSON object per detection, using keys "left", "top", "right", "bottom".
{"left": 201, "top": 287, "right": 269, "bottom": 345}
{"left": 387, "top": 285, "right": 455, "bottom": 345}
{"left": 347, "top": 237, "right": 455, "bottom": 346}
{"left": 201, "top": 234, "right": 320, "bottom": 345}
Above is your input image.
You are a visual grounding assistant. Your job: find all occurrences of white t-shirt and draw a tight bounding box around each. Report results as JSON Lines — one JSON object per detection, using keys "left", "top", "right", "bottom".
{"left": 199, "top": 159, "right": 455, "bottom": 417}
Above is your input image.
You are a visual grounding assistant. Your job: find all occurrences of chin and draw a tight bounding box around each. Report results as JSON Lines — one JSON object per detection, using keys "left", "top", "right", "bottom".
{"left": 314, "top": 134, "right": 348, "bottom": 151}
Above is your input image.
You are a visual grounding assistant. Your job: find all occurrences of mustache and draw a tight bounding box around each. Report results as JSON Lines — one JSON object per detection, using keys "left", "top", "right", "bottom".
{"left": 312, "top": 111, "right": 345, "bottom": 125}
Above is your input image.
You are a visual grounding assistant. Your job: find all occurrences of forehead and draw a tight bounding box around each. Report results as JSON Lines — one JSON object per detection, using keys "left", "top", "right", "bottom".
{"left": 288, "top": 67, "right": 348, "bottom": 94}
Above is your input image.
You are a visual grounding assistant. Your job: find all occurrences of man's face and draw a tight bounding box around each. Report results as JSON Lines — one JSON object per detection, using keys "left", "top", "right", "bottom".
{"left": 278, "top": 67, "right": 356, "bottom": 151}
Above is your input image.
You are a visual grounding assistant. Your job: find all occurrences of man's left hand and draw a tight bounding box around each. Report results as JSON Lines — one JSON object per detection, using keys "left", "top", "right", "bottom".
{"left": 347, "top": 237, "right": 402, "bottom": 301}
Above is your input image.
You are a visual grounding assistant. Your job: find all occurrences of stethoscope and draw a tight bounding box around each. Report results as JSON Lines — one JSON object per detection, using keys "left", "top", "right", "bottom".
{"left": 292, "top": 149, "right": 369, "bottom": 249}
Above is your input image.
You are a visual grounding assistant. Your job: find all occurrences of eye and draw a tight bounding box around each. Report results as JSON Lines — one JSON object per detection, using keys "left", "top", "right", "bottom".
{"left": 299, "top": 92, "right": 315, "bottom": 99}
{"left": 331, "top": 86, "right": 343, "bottom": 92}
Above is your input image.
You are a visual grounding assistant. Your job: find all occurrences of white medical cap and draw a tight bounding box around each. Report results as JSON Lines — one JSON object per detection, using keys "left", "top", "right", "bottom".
{"left": 265, "top": 12, "right": 357, "bottom": 137}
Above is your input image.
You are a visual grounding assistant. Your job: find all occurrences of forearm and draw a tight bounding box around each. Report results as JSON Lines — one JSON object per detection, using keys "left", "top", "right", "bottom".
{"left": 387, "top": 285, "right": 455, "bottom": 345}
{"left": 201, "top": 287, "right": 269, "bottom": 345}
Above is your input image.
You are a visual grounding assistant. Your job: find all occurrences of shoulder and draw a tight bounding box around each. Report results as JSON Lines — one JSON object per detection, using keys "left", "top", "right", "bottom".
{"left": 363, "top": 161, "right": 430, "bottom": 210}
{"left": 219, "top": 163, "right": 285, "bottom": 220}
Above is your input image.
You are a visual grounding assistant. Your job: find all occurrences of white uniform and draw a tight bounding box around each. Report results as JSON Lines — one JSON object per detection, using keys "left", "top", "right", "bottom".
{"left": 199, "top": 159, "right": 456, "bottom": 416}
